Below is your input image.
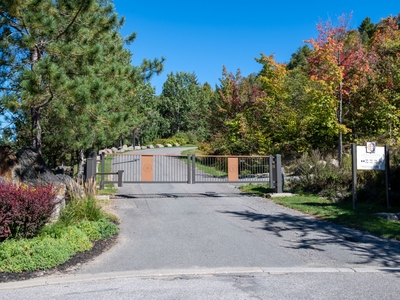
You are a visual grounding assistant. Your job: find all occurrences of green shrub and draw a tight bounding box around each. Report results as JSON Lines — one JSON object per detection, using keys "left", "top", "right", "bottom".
{"left": 289, "top": 150, "right": 352, "bottom": 201}
{"left": 77, "top": 219, "right": 118, "bottom": 240}
{"left": 172, "top": 132, "right": 189, "bottom": 145}
{"left": 0, "top": 226, "right": 92, "bottom": 273}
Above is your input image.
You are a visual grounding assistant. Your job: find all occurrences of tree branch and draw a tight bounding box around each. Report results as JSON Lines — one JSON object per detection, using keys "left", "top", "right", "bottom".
{"left": 55, "top": 0, "right": 88, "bottom": 41}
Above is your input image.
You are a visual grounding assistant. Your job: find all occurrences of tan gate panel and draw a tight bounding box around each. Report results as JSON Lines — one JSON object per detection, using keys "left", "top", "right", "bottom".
{"left": 228, "top": 157, "right": 238, "bottom": 181}
{"left": 142, "top": 155, "right": 153, "bottom": 182}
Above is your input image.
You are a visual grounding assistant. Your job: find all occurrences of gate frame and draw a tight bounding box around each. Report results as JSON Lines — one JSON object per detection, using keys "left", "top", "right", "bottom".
{"left": 86, "top": 153, "right": 283, "bottom": 193}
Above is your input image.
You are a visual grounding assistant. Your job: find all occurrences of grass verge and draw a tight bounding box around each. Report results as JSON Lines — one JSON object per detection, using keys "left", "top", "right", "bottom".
{"left": 240, "top": 183, "right": 400, "bottom": 240}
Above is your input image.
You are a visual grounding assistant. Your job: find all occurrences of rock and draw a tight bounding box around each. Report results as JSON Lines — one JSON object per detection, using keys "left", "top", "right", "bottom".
{"left": 122, "top": 144, "right": 128, "bottom": 150}
{"left": 52, "top": 165, "right": 73, "bottom": 176}
{"left": 98, "top": 149, "right": 107, "bottom": 156}
{"left": 0, "top": 146, "right": 69, "bottom": 220}
{"left": 56, "top": 174, "right": 84, "bottom": 200}
{"left": 0, "top": 146, "right": 18, "bottom": 182}
{"left": 14, "top": 147, "right": 64, "bottom": 187}
{"left": 330, "top": 159, "right": 339, "bottom": 167}
{"left": 165, "top": 144, "right": 172, "bottom": 148}
{"left": 135, "top": 146, "right": 141, "bottom": 150}
{"left": 111, "top": 147, "right": 118, "bottom": 154}
{"left": 174, "top": 143, "right": 180, "bottom": 147}
{"left": 0, "top": 176, "right": 6, "bottom": 185}
{"left": 127, "top": 146, "right": 133, "bottom": 151}
{"left": 105, "top": 148, "right": 113, "bottom": 155}
{"left": 374, "top": 212, "right": 400, "bottom": 221}
{"left": 141, "top": 146, "right": 147, "bottom": 150}
{"left": 147, "top": 145, "right": 154, "bottom": 149}
{"left": 156, "top": 144, "right": 164, "bottom": 148}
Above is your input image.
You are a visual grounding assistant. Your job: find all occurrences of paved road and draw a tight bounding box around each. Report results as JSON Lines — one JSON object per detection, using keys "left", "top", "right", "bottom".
{"left": 1, "top": 147, "right": 400, "bottom": 298}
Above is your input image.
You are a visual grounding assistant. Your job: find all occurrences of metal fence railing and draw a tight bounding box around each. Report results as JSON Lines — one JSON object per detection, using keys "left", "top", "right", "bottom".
{"left": 85, "top": 153, "right": 283, "bottom": 192}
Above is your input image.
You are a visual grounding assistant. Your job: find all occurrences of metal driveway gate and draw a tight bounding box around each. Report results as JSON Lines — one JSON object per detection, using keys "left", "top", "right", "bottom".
{"left": 86, "top": 153, "right": 283, "bottom": 192}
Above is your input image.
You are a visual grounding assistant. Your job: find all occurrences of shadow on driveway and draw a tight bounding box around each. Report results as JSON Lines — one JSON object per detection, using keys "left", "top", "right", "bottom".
{"left": 219, "top": 210, "right": 400, "bottom": 268}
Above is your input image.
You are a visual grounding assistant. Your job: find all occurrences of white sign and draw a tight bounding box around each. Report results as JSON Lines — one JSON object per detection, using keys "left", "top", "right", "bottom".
{"left": 357, "top": 146, "right": 385, "bottom": 170}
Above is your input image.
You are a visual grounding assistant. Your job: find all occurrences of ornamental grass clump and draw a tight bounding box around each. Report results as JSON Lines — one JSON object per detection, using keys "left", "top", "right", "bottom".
{"left": 0, "top": 183, "right": 58, "bottom": 241}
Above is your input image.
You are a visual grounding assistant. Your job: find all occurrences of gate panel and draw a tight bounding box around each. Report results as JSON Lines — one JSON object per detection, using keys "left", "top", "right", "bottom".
{"left": 101, "top": 153, "right": 278, "bottom": 187}
{"left": 105, "top": 154, "right": 190, "bottom": 183}
{"left": 142, "top": 155, "right": 153, "bottom": 182}
{"left": 228, "top": 157, "right": 238, "bottom": 181}
{"left": 193, "top": 155, "right": 270, "bottom": 183}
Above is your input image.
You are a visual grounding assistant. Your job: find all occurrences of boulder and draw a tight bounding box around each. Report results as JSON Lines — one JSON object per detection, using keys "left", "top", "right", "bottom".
{"left": 98, "top": 149, "right": 107, "bottom": 156}
{"left": 135, "top": 146, "right": 141, "bottom": 150}
{"left": 56, "top": 174, "right": 84, "bottom": 200}
{"left": 156, "top": 144, "right": 164, "bottom": 148}
{"left": 0, "top": 146, "right": 18, "bottom": 182}
{"left": 52, "top": 165, "right": 73, "bottom": 176}
{"left": 123, "top": 144, "right": 128, "bottom": 150}
{"left": 165, "top": 144, "right": 172, "bottom": 148}
{"left": 147, "top": 145, "right": 154, "bottom": 149}
{"left": 0, "top": 146, "right": 88, "bottom": 220}
{"left": 14, "top": 147, "right": 64, "bottom": 187}
{"left": 141, "top": 146, "right": 147, "bottom": 150}
{"left": 174, "top": 143, "right": 180, "bottom": 147}
{"left": 127, "top": 146, "right": 133, "bottom": 151}
{"left": 0, "top": 176, "right": 6, "bottom": 185}
{"left": 111, "top": 147, "right": 118, "bottom": 154}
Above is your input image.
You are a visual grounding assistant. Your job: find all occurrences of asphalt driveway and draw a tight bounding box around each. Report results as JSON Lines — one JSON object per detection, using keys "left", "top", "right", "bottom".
{"left": 71, "top": 148, "right": 400, "bottom": 275}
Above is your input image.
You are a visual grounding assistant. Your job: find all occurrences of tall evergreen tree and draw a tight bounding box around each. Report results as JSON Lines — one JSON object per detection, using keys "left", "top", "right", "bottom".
{"left": 0, "top": 0, "right": 164, "bottom": 169}
{"left": 158, "top": 72, "right": 202, "bottom": 137}
{"left": 358, "top": 17, "right": 377, "bottom": 44}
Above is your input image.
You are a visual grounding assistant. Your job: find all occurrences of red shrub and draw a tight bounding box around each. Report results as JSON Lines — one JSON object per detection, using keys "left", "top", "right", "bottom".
{"left": 0, "top": 183, "right": 58, "bottom": 240}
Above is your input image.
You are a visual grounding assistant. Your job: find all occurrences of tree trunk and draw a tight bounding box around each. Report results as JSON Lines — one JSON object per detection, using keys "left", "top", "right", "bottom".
{"left": 131, "top": 129, "right": 135, "bottom": 147}
{"left": 31, "top": 106, "right": 42, "bottom": 155}
{"left": 76, "top": 149, "right": 85, "bottom": 183}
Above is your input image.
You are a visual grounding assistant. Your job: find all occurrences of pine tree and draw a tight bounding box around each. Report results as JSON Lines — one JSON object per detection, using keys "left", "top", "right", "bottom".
{"left": 0, "top": 0, "right": 164, "bottom": 170}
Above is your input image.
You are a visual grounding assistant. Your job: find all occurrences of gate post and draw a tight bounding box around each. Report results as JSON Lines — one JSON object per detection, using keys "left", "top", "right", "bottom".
{"left": 187, "top": 154, "right": 192, "bottom": 184}
{"left": 192, "top": 155, "right": 196, "bottom": 184}
{"left": 100, "top": 153, "right": 105, "bottom": 190}
{"left": 269, "top": 155, "right": 275, "bottom": 190}
{"left": 85, "top": 156, "right": 96, "bottom": 181}
{"left": 117, "top": 170, "right": 124, "bottom": 187}
{"left": 275, "top": 154, "right": 283, "bottom": 193}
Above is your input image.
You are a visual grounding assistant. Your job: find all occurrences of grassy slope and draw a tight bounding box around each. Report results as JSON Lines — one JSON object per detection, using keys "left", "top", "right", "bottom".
{"left": 240, "top": 184, "right": 400, "bottom": 240}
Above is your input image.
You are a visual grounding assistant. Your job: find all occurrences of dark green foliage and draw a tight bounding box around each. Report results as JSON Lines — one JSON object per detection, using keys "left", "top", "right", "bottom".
{"left": 0, "top": 0, "right": 164, "bottom": 171}
{"left": 358, "top": 17, "right": 377, "bottom": 44}
{"left": 287, "top": 45, "right": 312, "bottom": 71}
{"left": 158, "top": 72, "right": 211, "bottom": 141}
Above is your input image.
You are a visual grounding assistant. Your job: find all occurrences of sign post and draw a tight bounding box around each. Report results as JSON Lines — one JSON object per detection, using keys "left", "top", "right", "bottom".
{"left": 352, "top": 144, "right": 357, "bottom": 210}
{"left": 352, "top": 143, "right": 390, "bottom": 210}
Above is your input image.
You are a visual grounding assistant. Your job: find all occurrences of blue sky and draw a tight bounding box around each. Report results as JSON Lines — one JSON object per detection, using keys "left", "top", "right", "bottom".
{"left": 113, "top": 1, "right": 399, "bottom": 94}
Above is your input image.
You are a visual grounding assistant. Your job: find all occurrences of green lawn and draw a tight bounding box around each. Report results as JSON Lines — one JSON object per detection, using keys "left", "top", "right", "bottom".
{"left": 180, "top": 149, "right": 228, "bottom": 177}
{"left": 97, "top": 155, "right": 118, "bottom": 195}
{"left": 240, "top": 183, "right": 400, "bottom": 240}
